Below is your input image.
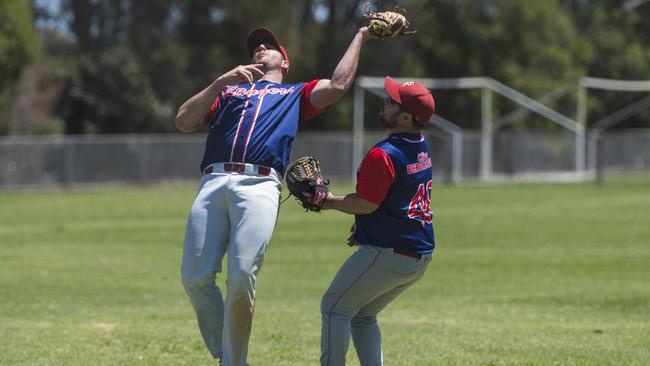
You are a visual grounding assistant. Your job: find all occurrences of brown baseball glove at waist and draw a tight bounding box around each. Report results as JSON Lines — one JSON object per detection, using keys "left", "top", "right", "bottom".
{"left": 285, "top": 156, "right": 330, "bottom": 212}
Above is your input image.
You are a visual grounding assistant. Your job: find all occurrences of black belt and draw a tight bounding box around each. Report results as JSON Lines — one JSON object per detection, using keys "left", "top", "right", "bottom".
{"left": 393, "top": 247, "right": 422, "bottom": 260}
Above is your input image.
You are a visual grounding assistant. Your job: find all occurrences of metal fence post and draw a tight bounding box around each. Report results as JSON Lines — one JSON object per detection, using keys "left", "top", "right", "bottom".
{"left": 63, "top": 137, "right": 74, "bottom": 186}
{"left": 481, "top": 86, "right": 493, "bottom": 181}
{"left": 576, "top": 84, "right": 588, "bottom": 175}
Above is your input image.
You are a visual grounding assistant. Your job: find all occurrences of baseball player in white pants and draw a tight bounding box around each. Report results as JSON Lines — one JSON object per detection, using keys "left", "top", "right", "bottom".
{"left": 319, "top": 77, "right": 437, "bottom": 366}
{"left": 175, "top": 26, "right": 375, "bottom": 365}
{"left": 181, "top": 168, "right": 282, "bottom": 364}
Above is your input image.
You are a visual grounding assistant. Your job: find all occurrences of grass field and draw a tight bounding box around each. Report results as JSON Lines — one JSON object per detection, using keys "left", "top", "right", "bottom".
{"left": 1, "top": 178, "right": 649, "bottom": 366}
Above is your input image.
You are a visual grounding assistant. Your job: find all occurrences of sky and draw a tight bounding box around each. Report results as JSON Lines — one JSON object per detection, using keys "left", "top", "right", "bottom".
{"left": 34, "top": 0, "right": 70, "bottom": 35}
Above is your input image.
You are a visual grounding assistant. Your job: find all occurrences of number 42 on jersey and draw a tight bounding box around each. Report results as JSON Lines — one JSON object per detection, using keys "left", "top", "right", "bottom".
{"left": 407, "top": 180, "right": 433, "bottom": 225}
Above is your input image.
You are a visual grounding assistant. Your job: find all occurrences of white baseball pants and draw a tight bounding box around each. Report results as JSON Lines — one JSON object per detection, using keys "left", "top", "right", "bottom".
{"left": 180, "top": 166, "right": 281, "bottom": 366}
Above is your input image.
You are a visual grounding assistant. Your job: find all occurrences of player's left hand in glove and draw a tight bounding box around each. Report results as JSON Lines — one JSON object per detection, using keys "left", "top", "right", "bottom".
{"left": 363, "top": 5, "right": 417, "bottom": 39}
{"left": 285, "top": 156, "right": 330, "bottom": 212}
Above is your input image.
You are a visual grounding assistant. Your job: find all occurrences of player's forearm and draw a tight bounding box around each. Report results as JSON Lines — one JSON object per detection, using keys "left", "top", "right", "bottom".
{"left": 175, "top": 77, "right": 228, "bottom": 133}
{"left": 323, "top": 193, "right": 378, "bottom": 215}
{"left": 329, "top": 28, "right": 372, "bottom": 93}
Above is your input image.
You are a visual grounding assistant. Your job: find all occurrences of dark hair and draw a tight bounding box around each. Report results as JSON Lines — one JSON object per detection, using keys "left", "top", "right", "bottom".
{"left": 397, "top": 109, "right": 423, "bottom": 130}
{"left": 411, "top": 118, "right": 424, "bottom": 130}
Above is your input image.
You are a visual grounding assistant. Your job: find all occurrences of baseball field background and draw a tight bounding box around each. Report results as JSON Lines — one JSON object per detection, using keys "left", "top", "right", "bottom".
{"left": 1, "top": 178, "right": 648, "bottom": 366}
{"left": 3, "top": 1, "right": 650, "bottom": 364}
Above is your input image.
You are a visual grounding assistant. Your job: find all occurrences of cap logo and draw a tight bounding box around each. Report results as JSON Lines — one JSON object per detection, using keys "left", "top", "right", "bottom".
{"left": 402, "top": 81, "right": 415, "bottom": 86}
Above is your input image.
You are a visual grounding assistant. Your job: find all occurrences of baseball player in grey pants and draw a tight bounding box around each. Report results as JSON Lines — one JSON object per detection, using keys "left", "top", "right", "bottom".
{"left": 319, "top": 77, "right": 436, "bottom": 366}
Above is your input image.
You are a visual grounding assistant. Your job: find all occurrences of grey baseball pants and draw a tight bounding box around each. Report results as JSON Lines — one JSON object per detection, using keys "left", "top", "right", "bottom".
{"left": 320, "top": 244, "right": 431, "bottom": 366}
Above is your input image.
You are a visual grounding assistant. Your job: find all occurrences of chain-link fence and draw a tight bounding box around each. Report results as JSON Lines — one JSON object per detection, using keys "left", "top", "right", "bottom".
{"left": 597, "top": 130, "right": 650, "bottom": 170}
{"left": 1, "top": 130, "right": 649, "bottom": 189}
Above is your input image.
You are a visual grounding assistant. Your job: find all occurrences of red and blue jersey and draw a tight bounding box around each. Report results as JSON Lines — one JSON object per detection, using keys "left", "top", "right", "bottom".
{"left": 200, "top": 79, "right": 325, "bottom": 175}
{"left": 354, "top": 133, "right": 435, "bottom": 254}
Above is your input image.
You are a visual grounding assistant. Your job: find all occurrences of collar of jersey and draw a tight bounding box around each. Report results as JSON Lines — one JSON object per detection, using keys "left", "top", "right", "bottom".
{"left": 389, "top": 132, "right": 424, "bottom": 142}
{"left": 257, "top": 79, "right": 281, "bottom": 85}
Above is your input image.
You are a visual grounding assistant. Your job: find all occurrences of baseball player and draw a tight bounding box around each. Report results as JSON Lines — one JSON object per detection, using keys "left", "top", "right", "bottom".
{"left": 175, "top": 26, "right": 375, "bottom": 366}
{"left": 319, "top": 77, "right": 436, "bottom": 366}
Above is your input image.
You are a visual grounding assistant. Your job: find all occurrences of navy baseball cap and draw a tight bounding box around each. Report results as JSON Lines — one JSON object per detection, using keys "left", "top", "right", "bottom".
{"left": 246, "top": 27, "right": 290, "bottom": 71}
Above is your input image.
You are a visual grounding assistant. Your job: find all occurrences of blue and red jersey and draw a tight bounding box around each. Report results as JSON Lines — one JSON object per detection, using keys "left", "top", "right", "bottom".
{"left": 354, "top": 133, "right": 435, "bottom": 254}
{"left": 200, "top": 79, "right": 325, "bottom": 175}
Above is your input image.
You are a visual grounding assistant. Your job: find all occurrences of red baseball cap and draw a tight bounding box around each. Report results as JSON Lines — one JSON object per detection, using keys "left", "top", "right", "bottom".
{"left": 246, "top": 27, "right": 290, "bottom": 71}
{"left": 384, "top": 76, "right": 435, "bottom": 125}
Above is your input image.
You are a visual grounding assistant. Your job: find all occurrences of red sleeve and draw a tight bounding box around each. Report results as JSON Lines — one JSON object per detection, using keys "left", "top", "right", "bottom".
{"left": 356, "top": 147, "right": 395, "bottom": 205}
{"left": 202, "top": 96, "right": 220, "bottom": 125}
{"left": 299, "top": 79, "right": 328, "bottom": 122}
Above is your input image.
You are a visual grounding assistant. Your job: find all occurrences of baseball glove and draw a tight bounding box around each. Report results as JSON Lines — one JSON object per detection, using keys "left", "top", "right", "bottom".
{"left": 363, "top": 6, "right": 416, "bottom": 39}
{"left": 285, "top": 156, "right": 329, "bottom": 212}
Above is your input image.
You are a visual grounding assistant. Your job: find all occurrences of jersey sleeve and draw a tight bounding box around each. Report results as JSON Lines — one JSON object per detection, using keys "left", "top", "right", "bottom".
{"left": 202, "top": 95, "right": 220, "bottom": 126}
{"left": 299, "top": 79, "right": 327, "bottom": 122}
{"left": 356, "top": 147, "right": 396, "bottom": 205}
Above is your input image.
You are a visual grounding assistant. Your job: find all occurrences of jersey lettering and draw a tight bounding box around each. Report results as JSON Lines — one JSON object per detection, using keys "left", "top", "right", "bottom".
{"left": 222, "top": 85, "right": 295, "bottom": 98}
{"left": 406, "top": 152, "right": 432, "bottom": 174}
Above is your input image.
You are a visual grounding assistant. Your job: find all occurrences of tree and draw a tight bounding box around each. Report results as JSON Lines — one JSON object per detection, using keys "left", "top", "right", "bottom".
{"left": 14, "top": 0, "right": 650, "bottom": 135}
{"left": 563, "top": 0, "right": 650, "bottom": 127}
{"left": 0, "top": 0, "right": 40, "bottom": 134}
{"left": 391, "top": 0, "right": 589, "bottom": 130}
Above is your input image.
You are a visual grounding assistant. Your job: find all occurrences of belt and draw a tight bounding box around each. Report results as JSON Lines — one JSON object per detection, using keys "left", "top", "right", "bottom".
{"left": 203, "top": 162, "right": 272, "bottom": 176}
{"left": 393, "top": 247, "right": 423, "bottom": 260}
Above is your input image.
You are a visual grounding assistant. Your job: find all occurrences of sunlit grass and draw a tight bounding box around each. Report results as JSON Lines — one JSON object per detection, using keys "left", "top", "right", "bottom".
{"left": 1, "top": 178, "right": 649, "bottom": 365}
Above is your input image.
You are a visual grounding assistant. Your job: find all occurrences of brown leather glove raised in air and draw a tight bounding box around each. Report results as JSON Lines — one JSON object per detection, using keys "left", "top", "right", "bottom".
{"left": 363, "top": 6, "right": 417, "bottom": 39}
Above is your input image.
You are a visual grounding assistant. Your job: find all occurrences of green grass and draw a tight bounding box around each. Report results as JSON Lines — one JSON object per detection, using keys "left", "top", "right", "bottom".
{"left": 1, "top": 178, "right": 649, "bottom": 365}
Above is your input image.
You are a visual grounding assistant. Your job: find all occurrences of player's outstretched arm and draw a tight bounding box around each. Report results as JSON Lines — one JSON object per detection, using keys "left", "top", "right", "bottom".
{"left": 322, "top": 192, "right": 379, "bottom": 215}
{"left": 308, "top": 27, "right": 373, "bottom": 109}
{"left": 175, "top": 64, "right": 264, "bottom": 133}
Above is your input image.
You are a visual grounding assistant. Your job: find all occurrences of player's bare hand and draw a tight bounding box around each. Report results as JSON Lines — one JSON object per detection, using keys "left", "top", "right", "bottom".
{"left": 358, "top": 27, "right": 373, "bottom": 42}
{"left": 302, "top": 190, "right": 333, "bottom": 211}
{"left": 347, "top": 223, "right": 358, "bottom": 247}
{"left": 221, "top": 64, "right": 265, "bottom": 84}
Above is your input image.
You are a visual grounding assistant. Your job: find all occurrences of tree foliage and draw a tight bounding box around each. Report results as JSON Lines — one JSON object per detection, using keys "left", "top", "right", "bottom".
{"left": 2, "top": 0, "right": 650, "bottom": 135}
{"left": 0, "top": 0, "right": 40, "bottom": 133}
